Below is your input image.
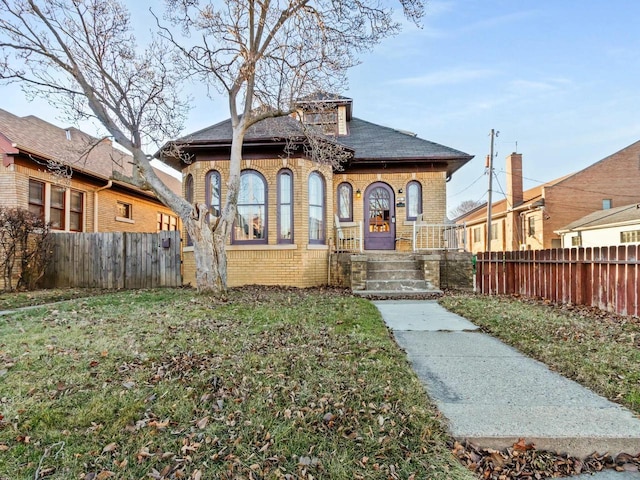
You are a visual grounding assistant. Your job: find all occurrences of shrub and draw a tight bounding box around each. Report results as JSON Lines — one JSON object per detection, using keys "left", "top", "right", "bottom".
{"left": 0, "top": 207, "right": 52, "bottom": 291}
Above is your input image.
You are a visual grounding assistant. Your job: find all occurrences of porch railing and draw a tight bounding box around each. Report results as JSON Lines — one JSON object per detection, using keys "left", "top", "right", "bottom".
{"left": 334, "top": 217, "right": 363, "bottom": 253}
{"left": 413, "top": 222, "right": 467, "bottom": 252}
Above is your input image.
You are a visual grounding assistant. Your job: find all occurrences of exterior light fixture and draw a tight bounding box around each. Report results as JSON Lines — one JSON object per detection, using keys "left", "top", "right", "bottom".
{"left": 398, "top": 188, "right": 403, "bottom": 194}
{"left": 355, "top": 189, "right": 361, "bottom": 198}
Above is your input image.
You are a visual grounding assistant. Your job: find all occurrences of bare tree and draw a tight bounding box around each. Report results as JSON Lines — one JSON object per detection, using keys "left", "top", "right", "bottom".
{"left": 158, "top": 0, "right": 425, "bottom": 291}
{"left": 450, "top": 199, "right": 484, "bottom": 220}
{"left": 0, "top": 0, "right": 424, "bottom": 293}
{"left": 0, "top": 0, "right": 204, "bottom": 280}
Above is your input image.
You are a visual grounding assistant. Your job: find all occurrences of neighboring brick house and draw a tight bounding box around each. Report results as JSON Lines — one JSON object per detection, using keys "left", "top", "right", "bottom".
{"left": 458, "top": 146, "right": 640, "bottom": 253}
{"left": 0, "top": 108, "right": 181, "bottom": 235}
{"left": 161, "top": 95, "right": 473, "bottom": 287}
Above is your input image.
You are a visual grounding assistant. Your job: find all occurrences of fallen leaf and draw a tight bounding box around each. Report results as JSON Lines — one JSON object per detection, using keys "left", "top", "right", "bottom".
{"left": 101, "top": 442, "right": 117, "bottom": 454}
{"left": 149, "top": 418, "right": 170, "bottom": 430}
{"left": 513, "top": 438, "right": 535, "bottom": 451}
{"left": 196, "top": 416, "right": 209, "bottom": 429}
{"left": 37, "top": 466, "right": 55, "bottom": 476}
{"left": 96, "top": 471, "right": 115, "bottom": 480}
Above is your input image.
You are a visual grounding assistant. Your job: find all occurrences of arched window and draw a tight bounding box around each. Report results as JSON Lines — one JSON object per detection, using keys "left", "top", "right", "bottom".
{"left": 205, "top": 170, "right": 221, "bottom": 216}
{"left": 337, "top": 182, "right": 353, "bottom": 222}
{"left": 406, "top": 181, "right": 422, "bottom": 221}
{"left": 234, "top": 170, "right": 267, "bottom": 244}
{"left": 185, "top": 174, "right": 194, "bottom": 204}
{"left": 184, "top": 174, "right": 194, "bottom": 246}
{"left": 308, "top": 172, "right": 325, "bottom": 244}
{"left": 278, "top": 169, "right": 293, "bottom": 244}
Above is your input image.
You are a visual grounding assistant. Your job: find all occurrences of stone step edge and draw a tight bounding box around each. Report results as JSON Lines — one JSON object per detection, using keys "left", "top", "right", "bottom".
{"left": 352, "top": 289, "right": 443, "bottom": 299}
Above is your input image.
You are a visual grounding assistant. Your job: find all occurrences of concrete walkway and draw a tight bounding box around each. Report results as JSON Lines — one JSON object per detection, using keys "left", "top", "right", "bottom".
{"left": 374, "top": 300, "right": 640, "bottom": 475}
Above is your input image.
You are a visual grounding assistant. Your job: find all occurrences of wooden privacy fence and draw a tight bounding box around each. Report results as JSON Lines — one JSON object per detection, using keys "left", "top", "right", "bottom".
{"left": 476, "top": 246, "right": 640, "bottom": 317}
{"left": 42, "top": 231, "right": 182, "bottom": 289}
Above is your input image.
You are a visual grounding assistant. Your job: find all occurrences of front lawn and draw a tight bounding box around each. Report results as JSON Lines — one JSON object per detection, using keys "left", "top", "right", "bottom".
{"left": 0, "top": 287, "right": 473, "bottom": 480}
{"left": 0, "top": 288, "right": 109, "bottom": 311}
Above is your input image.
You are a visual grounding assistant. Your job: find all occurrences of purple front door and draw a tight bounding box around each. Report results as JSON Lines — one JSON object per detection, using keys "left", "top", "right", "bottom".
{"left": 364, "top": 183, "right": 395, "bottom": 250}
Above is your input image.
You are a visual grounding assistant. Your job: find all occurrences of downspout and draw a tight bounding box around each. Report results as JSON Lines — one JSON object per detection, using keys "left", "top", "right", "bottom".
{"left": 94, "top": 180, "right": 113, "bottom": 232}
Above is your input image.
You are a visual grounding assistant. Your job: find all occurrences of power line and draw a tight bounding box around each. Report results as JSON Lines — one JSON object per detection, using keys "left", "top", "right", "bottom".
{"left": 448, "top": 172, "right": 487, "bottom": 198}
{"left": 492, "top": 170, "right": 510, "bottom": 209}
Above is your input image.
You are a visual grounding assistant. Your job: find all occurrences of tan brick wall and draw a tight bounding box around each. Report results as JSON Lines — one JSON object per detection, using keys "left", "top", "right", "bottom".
{"left": 182, "top": 157, "right": 333, "bottom": 287}
{"left": 0, "top": 164, "right": 22, "bottom": 208}
{"left": 182, "top": 249, "right": 197, "bottom": 287}
{"left": 333, "top": 171, "right": 447, "bottom": 252}
{"left": 4, "top": 161, "right": 178, "bottom": 234}
{"left": 180, "top": 159, "right": 448, "bottom": 287}
{"left": 96, "top": 189, "right": 177, "bottom": 233}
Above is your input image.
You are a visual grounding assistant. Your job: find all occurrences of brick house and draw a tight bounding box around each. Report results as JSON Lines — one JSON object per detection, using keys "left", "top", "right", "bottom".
{"left": 458, "top": 145, "right": 640, "bottom": 253}
{"left": 0, "top": 108, "right": 181, "bottom": 235}
{"left": 556, "top": 203, "right": 640, "bottom": 248}
{"left": 161, "top": 96, "right": 473, "bottom": 287}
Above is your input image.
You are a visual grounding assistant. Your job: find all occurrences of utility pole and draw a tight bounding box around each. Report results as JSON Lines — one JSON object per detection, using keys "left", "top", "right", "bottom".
{"left": 486, "top": 129, "right": 497, "bottom": 256}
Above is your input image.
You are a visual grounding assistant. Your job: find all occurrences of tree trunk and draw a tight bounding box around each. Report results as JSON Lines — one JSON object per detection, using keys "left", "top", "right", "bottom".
{"left": 185, "top": 203, "right": 227, "bottom": 293}
{"left": 179, "top": 116, "right": 246, "bottom": 294}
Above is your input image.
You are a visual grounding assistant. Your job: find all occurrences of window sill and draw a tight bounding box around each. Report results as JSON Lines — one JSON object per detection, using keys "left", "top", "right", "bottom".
{"left": 116, "top": 216, "right": 135, "bottom": 224}
{"left": 307, "top": 244, "right": 328, "bottom": 250}
{"left": 227, "top": 244, "right": 298, "bottom": 251}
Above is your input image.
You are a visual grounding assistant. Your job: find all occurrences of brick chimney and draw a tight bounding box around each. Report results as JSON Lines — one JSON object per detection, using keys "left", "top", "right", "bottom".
{"left": 506, "top": 152, "right": 523, "bottom": 208}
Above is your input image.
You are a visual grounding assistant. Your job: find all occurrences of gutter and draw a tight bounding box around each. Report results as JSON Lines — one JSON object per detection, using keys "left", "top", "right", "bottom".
{"left": 93, "top": 180, "right": 113, "bottom": 232}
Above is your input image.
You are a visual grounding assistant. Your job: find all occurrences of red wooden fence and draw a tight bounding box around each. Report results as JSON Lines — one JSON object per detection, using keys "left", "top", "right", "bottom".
{"left": 475, "top": 246, "right": 640, "bottom": 317}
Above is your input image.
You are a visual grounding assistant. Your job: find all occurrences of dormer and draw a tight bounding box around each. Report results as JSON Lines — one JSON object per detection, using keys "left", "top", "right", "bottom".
{"left": 295, "top": 93, "right": 352, "bottom": 136}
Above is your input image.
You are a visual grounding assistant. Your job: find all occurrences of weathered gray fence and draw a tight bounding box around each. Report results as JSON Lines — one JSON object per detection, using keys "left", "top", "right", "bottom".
{"left": 42, "top": 231, "right": 182, "bottom": 289}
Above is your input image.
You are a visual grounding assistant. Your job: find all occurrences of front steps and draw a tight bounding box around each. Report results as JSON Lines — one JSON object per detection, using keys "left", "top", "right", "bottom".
{"left": 352, "top": 253, "right": 442, "bottom": 299}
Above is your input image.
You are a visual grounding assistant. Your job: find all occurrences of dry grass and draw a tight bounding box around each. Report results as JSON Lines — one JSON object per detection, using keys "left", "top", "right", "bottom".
{"left": 0, "top": 288, "right": 109, "bottom": 311}
{"left": 439, "top": 292, "right": 640, "bottom": 414}
{"left": 0, "top": 287, "right": 474, "bottom": 480}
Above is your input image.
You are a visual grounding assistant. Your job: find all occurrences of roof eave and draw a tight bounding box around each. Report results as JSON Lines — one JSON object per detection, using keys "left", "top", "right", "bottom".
{"left": 348, "top": 155, "right": 473, "bottom": 173}
{"left": 15, "top": 145, "right": 161, "bottom": 200}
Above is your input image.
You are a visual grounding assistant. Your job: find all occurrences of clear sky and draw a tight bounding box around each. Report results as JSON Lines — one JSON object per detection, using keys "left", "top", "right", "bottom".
{"left": 3, "top": 1, "right": 640, "bottom": 216}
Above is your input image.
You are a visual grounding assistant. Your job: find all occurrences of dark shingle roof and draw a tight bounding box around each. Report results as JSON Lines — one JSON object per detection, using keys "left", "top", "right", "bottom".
{"left": 182, "top": 116, "right": 304, "bottom": 144}
{"left": 175, "top": 114, "right": 473, "bottom": 176}
{"left": 341, "top": 117, "right": 471, "bottom": 160}
{"left": 557, "top": 203, "right": 640, "bottom": 232}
